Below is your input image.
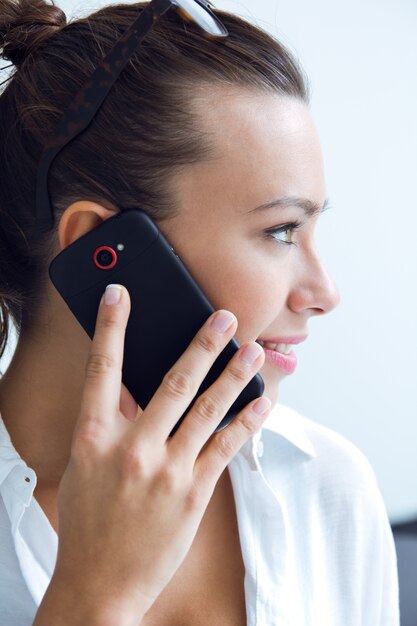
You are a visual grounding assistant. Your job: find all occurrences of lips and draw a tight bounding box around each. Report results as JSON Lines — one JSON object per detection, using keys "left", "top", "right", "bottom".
{"left": 257, "top": 340, "right": 292, "bottom": 354}
{"left": 256, "top": 335, "right": 308, "bottom": 345}
{"left": 255, "top": 335, "right": 307, "bottom": 375}
{"left": 261, "top": 346, "right": 298, "bottom": 374}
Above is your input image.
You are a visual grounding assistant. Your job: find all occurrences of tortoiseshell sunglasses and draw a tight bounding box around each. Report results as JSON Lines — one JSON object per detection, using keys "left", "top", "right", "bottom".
{"left": 34, "top": 0, "right": 228, "bottom": 232}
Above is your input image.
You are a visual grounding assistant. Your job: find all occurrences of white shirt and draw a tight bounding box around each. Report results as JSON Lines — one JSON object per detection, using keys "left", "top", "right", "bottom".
{"left": 0, "top": 403, "right": 399, "bottom": 625}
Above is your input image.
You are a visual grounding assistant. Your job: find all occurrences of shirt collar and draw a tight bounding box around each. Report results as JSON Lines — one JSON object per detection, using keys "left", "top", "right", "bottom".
{"left": 0, "top": 414, "right": 23, "bottom": 484}
{"left": 0, "top": 415, "right": 37, "bottom": 509}
{"left": 237, "top": 401, "right": 316, "bottom": 473}
{"left": 0, "top": 400, "right": 317, "bottom": 491}
{"left": 260, "top": 402, "right": 317, "bottom": 458}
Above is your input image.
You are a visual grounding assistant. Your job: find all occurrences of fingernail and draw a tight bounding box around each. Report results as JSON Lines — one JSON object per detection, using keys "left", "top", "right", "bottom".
{"left": 104, "top": 284, "right": 122, "bottom": 305}
{"left": 252, "top": 396, "right": 271, "bottom": 416}
{"left": 239, "top": 342, "right": 263, "bottom": 365}
{"left": 210, "top": 310, "right": 235, "bottom": 334}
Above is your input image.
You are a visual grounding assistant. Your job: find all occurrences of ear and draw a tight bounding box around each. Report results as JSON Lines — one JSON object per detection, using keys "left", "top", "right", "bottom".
{"left": 58, "top": 201, "right": 118, "bottom": 250}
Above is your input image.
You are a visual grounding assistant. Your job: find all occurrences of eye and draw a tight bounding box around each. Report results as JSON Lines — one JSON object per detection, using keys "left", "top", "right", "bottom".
{"left": 264, "top": 221, "right": 303, "bottom": 246}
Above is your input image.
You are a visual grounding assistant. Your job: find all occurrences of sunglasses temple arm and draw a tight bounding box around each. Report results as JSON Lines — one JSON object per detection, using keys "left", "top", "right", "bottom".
{"left": 35, "top": 0, "right": 173, "bottom": 223}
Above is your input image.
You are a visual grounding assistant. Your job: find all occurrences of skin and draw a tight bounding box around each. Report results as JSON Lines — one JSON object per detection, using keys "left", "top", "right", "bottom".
{"left": 164, "top": 89, "right": 340, "bottom": 397}
{"left": 0, "top": 88, "right": 339, "bottom": 501}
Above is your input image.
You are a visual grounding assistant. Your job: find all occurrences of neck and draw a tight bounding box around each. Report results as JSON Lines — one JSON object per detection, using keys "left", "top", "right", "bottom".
{"left": 0, "top": 304, "right": 91, "bottom": 486}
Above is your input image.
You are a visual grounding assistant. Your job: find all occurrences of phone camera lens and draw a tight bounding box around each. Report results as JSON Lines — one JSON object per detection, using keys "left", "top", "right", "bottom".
{"left": 93, "top": 246, "right": 117, "bottom": 270}
{"left": 98, "top": 250, "right": 111, "bottom": 265}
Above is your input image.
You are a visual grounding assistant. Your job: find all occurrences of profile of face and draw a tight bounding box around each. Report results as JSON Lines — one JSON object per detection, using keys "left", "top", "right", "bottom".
{"left": 155, "top": 88, "right": 340, "bottom": 407}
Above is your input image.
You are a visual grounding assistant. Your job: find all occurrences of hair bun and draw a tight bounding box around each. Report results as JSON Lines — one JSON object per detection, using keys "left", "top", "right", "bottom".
{"left": 0, "top": 0, "right": 66, "bottom": 68}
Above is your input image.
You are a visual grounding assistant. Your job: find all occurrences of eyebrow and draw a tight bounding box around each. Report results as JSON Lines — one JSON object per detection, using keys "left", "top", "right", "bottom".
{"left": 246, "top": 196, "right": 331, "bottom": 217}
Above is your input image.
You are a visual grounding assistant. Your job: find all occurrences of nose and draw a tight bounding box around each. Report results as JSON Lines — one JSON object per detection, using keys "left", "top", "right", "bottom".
{"left": 287, "top": 249, "right": 341, "bottom": 317}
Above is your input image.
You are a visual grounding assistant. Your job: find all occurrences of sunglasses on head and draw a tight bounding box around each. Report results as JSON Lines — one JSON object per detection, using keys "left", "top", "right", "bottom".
{"left": 34, "top": 0, "right": 228, "bottom": 232}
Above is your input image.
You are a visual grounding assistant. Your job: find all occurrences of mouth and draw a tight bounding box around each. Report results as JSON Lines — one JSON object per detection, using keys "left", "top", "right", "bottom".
{"left": 255, "top": 335, "right": 308, "bottom": 355}
{"left": 256, "top": 339, "right": 292, "bottom": 355}
{"left": 255, "top": 335, "right": 307, "bottom": 374}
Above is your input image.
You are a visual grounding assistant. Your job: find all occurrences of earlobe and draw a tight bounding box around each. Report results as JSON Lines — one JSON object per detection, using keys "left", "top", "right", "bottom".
{"left": 58, "top": 201, "right": 118, "bottom": 250}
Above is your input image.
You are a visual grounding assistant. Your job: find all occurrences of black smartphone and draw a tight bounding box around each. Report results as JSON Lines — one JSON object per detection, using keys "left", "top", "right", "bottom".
{"left": 49, "top": 208, "right": 264, "bottom": 437}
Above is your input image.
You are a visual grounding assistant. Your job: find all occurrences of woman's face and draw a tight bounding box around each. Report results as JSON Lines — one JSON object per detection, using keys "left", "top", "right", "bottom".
{"left": 157, "top": 89, "right": 340, "bottom": 407}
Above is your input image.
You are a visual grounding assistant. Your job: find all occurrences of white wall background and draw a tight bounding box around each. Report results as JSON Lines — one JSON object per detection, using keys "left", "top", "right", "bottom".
{"left": 1, "top": 0, "right": 416, "bottom": 523}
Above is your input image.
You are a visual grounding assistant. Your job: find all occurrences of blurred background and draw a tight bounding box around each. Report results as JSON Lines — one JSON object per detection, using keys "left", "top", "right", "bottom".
{"left": 1, "top": 0, "right": 416, "bottom": 620}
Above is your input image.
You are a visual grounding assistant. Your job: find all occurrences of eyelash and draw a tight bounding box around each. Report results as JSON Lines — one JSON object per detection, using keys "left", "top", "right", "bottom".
{"left": 264, "top": 221, "right": 303, "bottom": 246}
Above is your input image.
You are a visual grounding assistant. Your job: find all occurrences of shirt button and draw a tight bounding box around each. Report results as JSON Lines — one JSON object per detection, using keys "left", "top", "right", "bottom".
{"left": 257, "top": 440, "right": 264, "bottom": 458}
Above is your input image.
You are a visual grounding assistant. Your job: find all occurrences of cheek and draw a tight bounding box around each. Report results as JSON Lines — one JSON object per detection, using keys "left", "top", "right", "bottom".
{"left": 170, "top": 230, "right": 287, "bottom": 340}
{"left": 195, "top": 251, "right": 270, "bottom": 306}
{"left": 196, "top": 254, "right": 285, "bottom": 342}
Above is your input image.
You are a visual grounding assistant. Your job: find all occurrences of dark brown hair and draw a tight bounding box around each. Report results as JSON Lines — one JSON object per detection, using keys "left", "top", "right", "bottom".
{"left": 0, "top": 0, "right": 309, "bottom": 364}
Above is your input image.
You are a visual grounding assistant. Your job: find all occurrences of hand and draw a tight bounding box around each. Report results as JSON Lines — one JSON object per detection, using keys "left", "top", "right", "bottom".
{"left": 43, "top": 284, "right": 271, "bottom": 623}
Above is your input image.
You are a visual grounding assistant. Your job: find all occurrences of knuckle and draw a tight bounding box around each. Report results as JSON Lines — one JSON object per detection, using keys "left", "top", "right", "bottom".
{"left": 226, "top": 362, "right": 247, "bottom": 385}
{"left": 71, "top": 416, "right": 104, "bottom": 459}
{"left": 99, "top": 311, "right": 120, "bottom": 328}
{"left": 85, "top": 352, "right": 115, "bottom": 378}
{"left": 155, "top": 462, "right": 183, "bottom": 495}
{"left": 194, "top": 332, "right": 218, "bottom": 356}
{"left": 162, "top": 369, "right": 193, "bottom": 400}
{"left": 238, "top": 412, "right": 257, "bottom": 436}
{"left": 215, "top": 431, "right": 235, "bottom": 459}
{"left": 183, "top": 481, "right": 205, "bottom": 512}
{"left": 120, "top": 443, "right": 148, "bottom": 478}
{"left": 192, "top": 393, "right": 221, "bottom": 424}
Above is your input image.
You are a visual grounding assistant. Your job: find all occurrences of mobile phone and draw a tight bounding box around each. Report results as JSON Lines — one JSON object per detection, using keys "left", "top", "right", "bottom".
{"left": 49, "top": 208, "right": 265, "bottom": 436}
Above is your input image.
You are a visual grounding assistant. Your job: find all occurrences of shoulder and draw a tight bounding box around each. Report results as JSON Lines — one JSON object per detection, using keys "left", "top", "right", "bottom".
{"left": 265, "top": 403, "right": 378, "bottom": 480}
{"left": 259, "top": 405, "right": 399, "bottom": 623}
{"left": 260, "top": 403, "right": 396, "bottom": 560}
{"left": 261, "top": 403, "right": 386, "bottom": 515}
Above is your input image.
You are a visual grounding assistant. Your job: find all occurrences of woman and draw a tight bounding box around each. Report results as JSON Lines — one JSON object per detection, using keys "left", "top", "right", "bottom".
{"left": 0, "top": 0, "right": 399, "bottom": 624}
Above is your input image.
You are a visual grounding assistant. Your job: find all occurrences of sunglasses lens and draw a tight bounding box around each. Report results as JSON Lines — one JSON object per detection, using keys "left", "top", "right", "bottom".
{"left": 175, "top": 0, "right": 228, "bottom": 37}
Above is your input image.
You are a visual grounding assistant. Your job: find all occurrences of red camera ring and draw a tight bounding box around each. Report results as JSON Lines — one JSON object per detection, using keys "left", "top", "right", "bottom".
{"left": 93, "top": 246, "right": 118, "bottom": 270}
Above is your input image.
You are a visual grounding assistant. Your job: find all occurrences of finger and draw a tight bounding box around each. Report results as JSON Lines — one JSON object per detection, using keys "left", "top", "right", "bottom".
{"left": 195, "top": 395, "right": 272, "bottom": 488}
{"left": 119, "top": 382, "right": 142, "bottom": 422}
{"left": 132, "top": 309, "right": 238, "bottom": 444}
{"left": 168, "top": 340, "right": 265, "bottom": 462}
{"left": 75, "top": 284, "right": 131, "bottom": 445}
